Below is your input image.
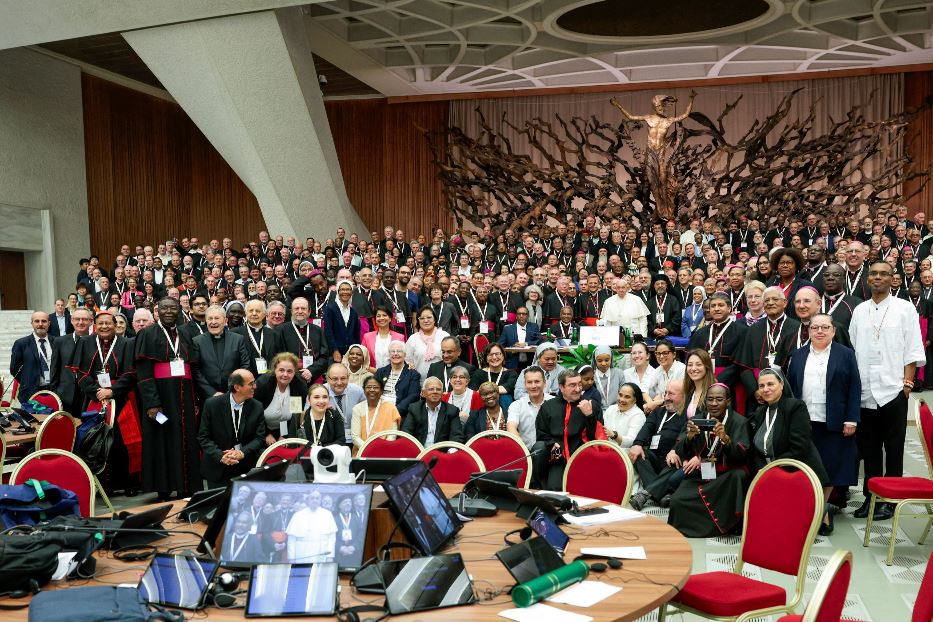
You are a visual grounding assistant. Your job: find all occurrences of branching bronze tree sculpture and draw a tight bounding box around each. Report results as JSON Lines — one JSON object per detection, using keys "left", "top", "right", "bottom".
{"left": 421, "top": 89, "right": 930, "bottom": 232}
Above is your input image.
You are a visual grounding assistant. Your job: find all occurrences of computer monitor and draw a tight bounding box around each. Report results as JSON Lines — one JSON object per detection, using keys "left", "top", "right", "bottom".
{"left": 219, "top": 481, "right": 373, "bottom": 573}
{"left": 137, "top": 554, "right": 217, "bottom": 610}
{"left": 245, "top": 563, "right": 339, "bottom": 617}
{"left": 381, "top": 554, "right": 476, "bottom": 614}
{"left": 382, "top": 461, "right": 462, "bottom": 556}
{"left": 495, "top": 537, "right": 565, "bottom": 584}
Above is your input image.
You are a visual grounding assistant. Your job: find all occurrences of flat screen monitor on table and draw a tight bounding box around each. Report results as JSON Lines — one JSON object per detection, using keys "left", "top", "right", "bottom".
{"left": 245, "top": 562, "right": 339, "bottom": 617}
{"left": 219, "top": 481, "right": 373, "bottom": 572}
{"left": 137, "top": 554, "right": 217, "bottom": 610}
{"left": 382, "top": 461, "right": 462, "bottom": 555}
{"left": 380, "top": 554, "right": 476, "bottom": 614}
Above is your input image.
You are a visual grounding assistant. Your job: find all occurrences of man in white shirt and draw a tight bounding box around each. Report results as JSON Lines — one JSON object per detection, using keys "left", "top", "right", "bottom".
{"left": 849, "top": 261, "right": 926, "bottom": 520}
{"left": 507, "top": 367, "right": 552, "bottom": 453}
{"left": 599, "top": 276, "right": 649, "bottom": 337}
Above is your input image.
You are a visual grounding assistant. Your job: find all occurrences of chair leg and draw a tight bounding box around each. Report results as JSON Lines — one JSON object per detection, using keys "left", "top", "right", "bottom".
{"left": 920, "top": 505, "right": 933, "bottom": 545}
{"left": 93, "top": 473, "right": 114, "bottom": 514}
{"left": 657, "top": 603, "right": 667, "bottom": 622}
{"left": 887, "top": 501, "right": 904, "bottom": 566}
{"left": 863, "top": 494, "right": 878, "bottom": 547}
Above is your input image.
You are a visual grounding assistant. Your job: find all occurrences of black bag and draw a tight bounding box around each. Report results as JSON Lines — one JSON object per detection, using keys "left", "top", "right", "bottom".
{"left": 0, "top": 530, "right": 98, "bottom": 593}
{"left": 28, "top": 586, "right": 183, "bottom": 622}
{"left": 78, "top": 408, "right": 114, "bottom": 474}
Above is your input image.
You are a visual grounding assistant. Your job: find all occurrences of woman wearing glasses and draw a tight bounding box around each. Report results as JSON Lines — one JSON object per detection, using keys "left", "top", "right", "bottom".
{"left": 644, "top": 338, "right": 685, "bottom": 413}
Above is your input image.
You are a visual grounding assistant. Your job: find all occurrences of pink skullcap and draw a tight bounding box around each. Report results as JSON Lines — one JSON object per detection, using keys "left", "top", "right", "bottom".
{"left": 798, "top": 285, "right": 820, "bottom": 296}
{"left": 711, "top": 383, "right": 729, "bottom": 391}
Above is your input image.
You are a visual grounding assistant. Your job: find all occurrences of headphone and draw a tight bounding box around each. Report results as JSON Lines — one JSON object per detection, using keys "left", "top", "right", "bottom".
{"left": 203, "top": 571, "right": 249, "bottom": 608}
{"left": 503, "top": 527, "right": 533, "bottom": 546}
{"left": 336, "top": 604, "right": 386, "bottom": 622}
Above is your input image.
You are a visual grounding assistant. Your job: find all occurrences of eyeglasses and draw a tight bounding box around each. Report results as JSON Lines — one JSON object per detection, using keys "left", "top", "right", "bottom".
{"left": 810, "top": 325, "right": 833, "bottom": 332}
{"left": 656, "top": 350, "right": 673, "bottom": 356}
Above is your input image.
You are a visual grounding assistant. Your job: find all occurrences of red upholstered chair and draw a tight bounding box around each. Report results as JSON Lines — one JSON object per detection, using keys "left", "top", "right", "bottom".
{"left": 466, "top": 431, "right": 532, "bottom": 488}
{"left": 255, "top": 438, "right": 307, "bottom": 467}
{"left": 473, "top": 334, "right": 491, "bottom": 367}
{"left": 28, "top": 390, "right": 63, "bottom": 412}
{"left": 359, "top": 430, "right": 424, "bottom": 459}
{"left": 562, "top": 440, "right": 633, "bottom": 506}
{"left": 417, "top": 442, "right": 486, "bottom": 484}
{"left": 774, "top": 550, "right": 852, "bottom": 622}
{"left": 914, "top": 551, "right": 933, "bottom": 622}
{"left": 34, "top": 411, "right": 77, "bottom": 452}
{"left": 1, "top": 378, "right": 20, "bottom": 407}
{"left": 10, "top": 449, "right": 96, "bottom": 517}
{"left": 862, "top": 397, "right": 933, "bottom": 565}
{"left": 658, "top": 459, "right": 823, "bottom": 622}
{"left": 0, "top": 433, "right": 13, "bottom": 484}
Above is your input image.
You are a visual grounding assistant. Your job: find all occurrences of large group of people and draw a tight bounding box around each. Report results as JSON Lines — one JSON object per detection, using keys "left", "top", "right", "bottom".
{"left": 8, "top": 206, "right": 929, "bottom": 538}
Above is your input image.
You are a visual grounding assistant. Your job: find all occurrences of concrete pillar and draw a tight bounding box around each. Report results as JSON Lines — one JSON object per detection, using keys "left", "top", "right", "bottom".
{"left": 123, "top": 8, "right": 365, "bottom": 240}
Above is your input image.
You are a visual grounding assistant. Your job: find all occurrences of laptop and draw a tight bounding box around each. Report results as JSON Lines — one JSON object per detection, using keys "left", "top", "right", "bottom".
{"left": 350, "top": 457, "right": 421, "bottom": 483}
{"left": 90, "top": 503, "right": 173, "bottom": 548}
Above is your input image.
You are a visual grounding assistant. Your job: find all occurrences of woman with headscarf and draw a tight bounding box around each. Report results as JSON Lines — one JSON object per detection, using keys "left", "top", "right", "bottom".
{"left": 647, "top": 273, "right": 683, "bottom": 339}
{"left": 602, "top": 382, "right": 646, "bottom": 448}
{"left": 513, "top": 342, "right": 566, "bottom": 400}
{"left": 343, "top": 344, "right": 374, "bottom": 387}
{"left": 591, "top": 345, "right": 623, "bottom": 407}
{"left": 668, "top": 383, "right": 750, "bottom": 537}
{"left": 323, "top": 280, "right": 361, "bottom": 359}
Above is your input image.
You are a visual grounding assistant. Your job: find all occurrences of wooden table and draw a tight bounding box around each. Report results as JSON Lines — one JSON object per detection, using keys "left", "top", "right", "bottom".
{"left": 5, "top": 486, "right": 692, "bottom": 621}
{"left": 1, "top": 413, "right": 47, "bottom": 448}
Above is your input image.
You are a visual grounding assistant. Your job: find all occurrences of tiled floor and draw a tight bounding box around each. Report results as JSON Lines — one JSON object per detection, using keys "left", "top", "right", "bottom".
{"left": 111, "top": 396, "right": 933, "bottom": 621}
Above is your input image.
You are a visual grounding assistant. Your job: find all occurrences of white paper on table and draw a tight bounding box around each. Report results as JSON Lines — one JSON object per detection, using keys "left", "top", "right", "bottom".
{"left": 499, "top": 603, "right": 593, "bottom": 622}
{"left": 580, "top": 546, "right": 646, "bottom": 560}
{"left": 546, "top": 581, "right": 622, "bottom": 607}
{"left": 373, "top": 485, "right": 384, "bottom": 493}
{"left": 51, "top": 552, "right": 78, "bottom": 581}
{"left": 562, "top": 504, "right": 645, "bottom": 526}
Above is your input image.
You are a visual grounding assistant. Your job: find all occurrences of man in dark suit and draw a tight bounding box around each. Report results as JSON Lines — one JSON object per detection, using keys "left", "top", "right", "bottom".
{"left": 47, "top": 299, "right": 72, "bottom": 338}
{"left": 274, "top": 297, "right": 331, "bottom": 385}
{"left": 401, "top": 377, "right": 463, "bottom": 445}
{"left": 50, "top": 307, "right": 93, "bottom": 415}
{"left": 426, "top": 337, "right": 476, "bottom": 390}
{"left": 192, "top": 306, "right": 252, "bottom": 404}
{"left": 232, "top": 299, "right": 278, "bottom": 376}
{"left": 9, "top": 311, "right": 55, "bottom": 404}
{"left": 498, "top": 307, "right": 541, "bottom": 369}
{"left": 179, "top": 294, "right": 209, "bottom": 346}
{"left": 224, "top": 510, "right": 267, "bottom": 563}
{"left": 197, "top": 369, "right": 267, "bottom": 489}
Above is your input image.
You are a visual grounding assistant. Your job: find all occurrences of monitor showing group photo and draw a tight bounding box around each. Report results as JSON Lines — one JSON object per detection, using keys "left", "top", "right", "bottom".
{"left": 220, "top": 481, "right": 373, "bottom": 572}
{"left": 382, "top": 461, "right": 462, "bottom": 555}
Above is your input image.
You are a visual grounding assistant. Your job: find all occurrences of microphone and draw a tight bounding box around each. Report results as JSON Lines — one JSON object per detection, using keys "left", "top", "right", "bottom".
{"left": 462, "top": 444, "right": 547, "bottom": 495}
{"left": 350, "top": 457, "right": 438, "bottom": 595}
{"left": 454, "top": 445, "right": 548, "bottom": 516}
{"left": 164, "top": 487, "right": 229, "bottom": 522}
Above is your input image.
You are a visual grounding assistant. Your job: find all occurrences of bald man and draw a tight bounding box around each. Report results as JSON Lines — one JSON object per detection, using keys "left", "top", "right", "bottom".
{"left": 50, "top": 307, "right": 93, "bottom": 414}
{"left": 232, "top": 300, "right": 278, "bottom": 376}
{"left": 10, "top": 311, "right": 55, "bottom": 403}
{"left": 401, "top": 377, "right": 463, "bottom": 445}
{"left": 131, "top": 308, "right": 153, "bottom": 334}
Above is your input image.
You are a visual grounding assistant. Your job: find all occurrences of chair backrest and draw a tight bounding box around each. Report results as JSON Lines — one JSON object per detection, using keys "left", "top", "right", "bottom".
{"left": 35, "top": 411, "right": 77, "bottom": 452}
{"left": 562, "top": 440, "right": 634, "bottom": 505}
{"left": 800, "top": 550, "right": 852, "bottom": 622}
{"left": 10, "top": 449, "right": 95, "bottom": 516}
{"left": 359, "top": 430, "right": 424, "bottom": 459}
{"left": 255, "top": 438, "right": 307, "bottom": 467}
{"left": 739, "top": 459, "right": 822, "bottom": 607}
{"left": 916, "top": 398, "right": 933, "bottom": 480}
{"left": 466, "top": 431, "right": 532, "bottom": 488}
{"left": 914, "top": 551, "right": 933, "bottom": 622}
{"left": 473, "top": 335, "right": 491, "bottom": 367}
{"left": 29, "top": 391, "right": 63, "bottom": 412}
{"left": 417, "top": 442, "right": 486, "bottom": 484}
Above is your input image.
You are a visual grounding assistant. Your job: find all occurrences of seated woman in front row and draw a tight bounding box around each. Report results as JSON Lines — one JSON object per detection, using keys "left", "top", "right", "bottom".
{"left": 350, "top": 375, "right": 401, "bottom": 451}
{"left": 667, "top": 383, "right": 750, "bottom": 538}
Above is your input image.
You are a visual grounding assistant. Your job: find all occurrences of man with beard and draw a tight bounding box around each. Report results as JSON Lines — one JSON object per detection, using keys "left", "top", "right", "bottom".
{"left": 274, "top": 297, "right": 330, "bottom": 384}
{"left": 820, "top": 263, "right": 862, "bottom": 329}
{"left": 135, "top": 297, "right": 201, "bottom": 500}
{"left": 72, "top": 311, "right": 139, "bottom": 495}
{"left": 233, "top": 300, "right": 278, "bottom": 376}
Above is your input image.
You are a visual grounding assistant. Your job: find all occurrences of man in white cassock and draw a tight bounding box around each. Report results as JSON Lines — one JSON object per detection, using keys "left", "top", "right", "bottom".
{"left": 286, "top": 490, "right": 337, "bottom": 562}
{"left": 600, "top": 276, "right": 649, "bottom": 337}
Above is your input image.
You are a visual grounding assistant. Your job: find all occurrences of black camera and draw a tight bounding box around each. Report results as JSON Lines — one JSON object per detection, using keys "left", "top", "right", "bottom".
{"left": 692, "top": 418, "right": 717, "bottom": 431}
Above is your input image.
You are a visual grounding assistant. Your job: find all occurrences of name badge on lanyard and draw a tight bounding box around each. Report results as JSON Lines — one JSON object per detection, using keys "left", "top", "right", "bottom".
{"left": 479, "top": 321, "right": 490, "bottom": 334}
{"left": 650, "top": 434, "right": 661, "bottom": 450}
{"left": 97, "top": 372, "right": 112, "bottom": 388}
{"left": 170, "top": 358, "right": 185, "bottom": 376}
{"left": 302, "top": 354, "right": 314, "bottom": 369}
{"left": 766, "top": 353, "right": 776, "bottom": 368}
{"left": 701, "top": 461, "right": 717, "bottom": 480}
{"left": 655, "top": 312, "right": 665, "bottom": 323}
{"left": 312, "top": 318, "right": 323, "bottom": 327}
{"left": 255, "top": 357, "right": 268, "bottom": 374}
{"left": 395, "top": 311, "right": 406, "bottom": 324}
{"left": 460, "top": 315, "right": 470, "bottom": 329}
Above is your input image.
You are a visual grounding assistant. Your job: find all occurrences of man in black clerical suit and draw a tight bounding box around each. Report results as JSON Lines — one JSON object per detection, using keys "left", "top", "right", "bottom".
{"left": 197, "top": 369, "right": 267, "bottom": 488}
{"left": 425, "top": 337, "right": 476, "bottom": 389}
{"left": 224, "top": 510, "right": 266, "bottom": 563}
{"left": 179, "top": 294, "right": 209, "bottom": 347}
{"left": 274, "top": 297, "right": 331, "bottom": 384}
{"left": 232, "top": 299, "right": 278, "bottom": 376}
{"left": 192, "top": 306, "right": 252, "bottom": 404}
{"left": 401, "top": 377, "right": 464, "bottom": 445}
{"left": 50, "top": 307, "right": 92, "bottom": 414}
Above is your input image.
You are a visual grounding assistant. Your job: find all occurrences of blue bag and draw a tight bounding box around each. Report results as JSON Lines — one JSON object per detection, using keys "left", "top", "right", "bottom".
{"left": 0, "top": 480, "right": 80, "bottom": 529}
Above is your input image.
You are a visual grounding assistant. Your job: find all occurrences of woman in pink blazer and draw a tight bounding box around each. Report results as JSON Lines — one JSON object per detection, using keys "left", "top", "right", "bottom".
{"left": 362, "top": 306, "right": 406, "bottom": 369}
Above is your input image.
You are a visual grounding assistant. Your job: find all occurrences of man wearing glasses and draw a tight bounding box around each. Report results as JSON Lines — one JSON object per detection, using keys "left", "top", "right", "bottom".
{"left": 179, "top": 294, "right": 210, "bottom": 347}
{"left": 198, "top": 369, "right": 267, "bottom": 489}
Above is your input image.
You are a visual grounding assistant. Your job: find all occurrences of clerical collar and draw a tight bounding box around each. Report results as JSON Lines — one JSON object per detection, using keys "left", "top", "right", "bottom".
{"left": 768, "top": 314, "right": 785, "bottom": 325}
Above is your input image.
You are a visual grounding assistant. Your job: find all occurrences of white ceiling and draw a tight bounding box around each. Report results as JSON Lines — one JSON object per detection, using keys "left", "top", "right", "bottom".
{"left": 304, "top": 0, "right": 933, "bottom": 96}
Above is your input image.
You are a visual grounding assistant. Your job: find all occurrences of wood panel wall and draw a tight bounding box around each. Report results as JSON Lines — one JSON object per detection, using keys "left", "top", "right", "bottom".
{"left": 905, "top": 70, "right": 933, "bottom": 222}
{"left": 82, "top": 74, "right": 265, "bottom": 264}
{"left": 324, "top": 98, "right": 452, "bottom": 237}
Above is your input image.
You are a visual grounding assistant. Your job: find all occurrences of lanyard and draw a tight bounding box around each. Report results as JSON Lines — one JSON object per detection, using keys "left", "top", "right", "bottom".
{"left": 658, "top": 410, "right": 676, "bottom": 431}
{"left": 707, "top": 318, "right": 733, "bottom": 353}
{"left": 763, "top": 406, "right": 778, "bottom": 455}
{"left": 455, "top": 296, "right": 469, "bottom": 316}
{"left": 657, "top": 294, "right": 667, "bottom": 311}
{"left": 158, "top": 322, "right": 181, "bottom": 358}
{"left": 309, "top": 413, "right": 325, "bottom": 446}
{"left": 365, "top": 401, "right": 382, "bottom": 437}
{"left": 96, "top": 336, "right": 117, "bottom": 372}
{"left": 730, "top": 290, "right": 743, "bottom": 311}
{"left": 590, "top": 293, "right": 602, "bottom": 316}
{"left": 246, "top": 326, "right": 264, "bottom": 356}
{"left": 382, "top": 288, "right": 401, "bottom": 312}
{"left": 487, "top": 369, "right": 504, "bottom": 385}
{"left": 487, "top": 409, "right": 503, "bottom": 430}
{"left": 706, "top": 412, "right": 729, "bottom": 459}
{"left": 766, "top": 316, "right": 785, "bottom": 353}
{"left": 293, "top": 322, "right": 311, "bottom": 354}
{"left": 231, "top": 403, "right": 242, "bottom": 440}
{"left": 846, "top": 267, "right": 863, "bottom": 295}
{"left": 822, "top": 295, "right": 844, "bottom": 316}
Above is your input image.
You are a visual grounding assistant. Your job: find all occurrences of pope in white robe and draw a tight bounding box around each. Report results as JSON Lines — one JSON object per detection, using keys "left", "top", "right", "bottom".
{"left": 600, "top": 276, "right": 650, "bottom": 336}
{"left": 286, "top": 490, "right": 337, "bottom": 562}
